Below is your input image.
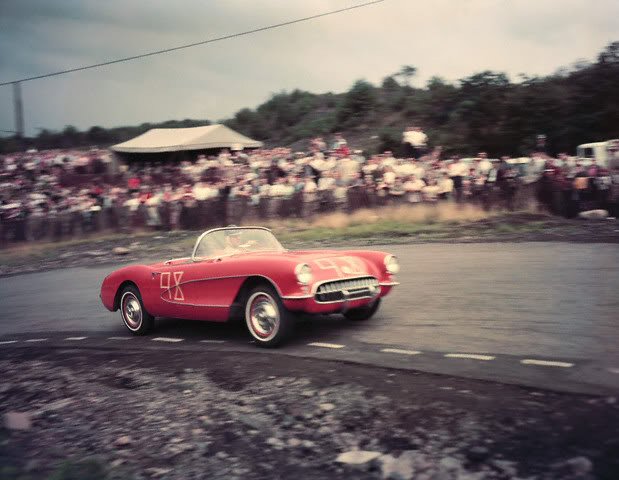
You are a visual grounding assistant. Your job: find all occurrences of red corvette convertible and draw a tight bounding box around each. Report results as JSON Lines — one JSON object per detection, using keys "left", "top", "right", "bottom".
{"left": 100, "top": 226, "right": 399, "bottom": 346}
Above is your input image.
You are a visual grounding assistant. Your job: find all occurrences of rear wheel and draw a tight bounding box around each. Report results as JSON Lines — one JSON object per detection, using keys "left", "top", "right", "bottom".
{"left": 344, "top": 298, "right": 381, "bottom": 321}
{"left": 245, "top": 285, "right": 293, "bottom": 347}
{"left": 119, "top": 285, "right": 154, "bottom": 335}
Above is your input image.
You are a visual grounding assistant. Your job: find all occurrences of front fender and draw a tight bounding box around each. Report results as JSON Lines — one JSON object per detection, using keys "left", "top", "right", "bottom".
{"left": 338, "top": 250, "right": 395, "bottom": 284}
{"left": 100, "top": 265, "right": 155, "bottom": 312}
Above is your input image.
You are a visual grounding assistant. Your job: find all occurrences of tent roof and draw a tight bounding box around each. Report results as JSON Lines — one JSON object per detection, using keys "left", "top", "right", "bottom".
{"left": 111, "top": 124, "right": 263, "bottom": 153}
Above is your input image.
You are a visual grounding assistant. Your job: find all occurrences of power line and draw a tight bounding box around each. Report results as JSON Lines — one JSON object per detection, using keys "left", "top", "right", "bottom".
{"left": 0, "top": 0, "right": 385, "bottom": 87}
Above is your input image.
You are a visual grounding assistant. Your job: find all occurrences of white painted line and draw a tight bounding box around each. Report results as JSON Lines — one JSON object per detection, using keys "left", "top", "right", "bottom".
{"left": 445, "top": 353, "right": 495, "bottom": 361}
{"left": 107, "top": 336, "right": 132, "bottom": 341}
{"left": 308, "top": 342, "right": 345, "bottom": 349}
{"left": 25, "top": 338, "right": 48, "bottom": 343}
{"left": 152, "top": 337, "right": 184, "bottom": 343}
{"left": 0, "top": 340, "right": 18, "bottom": 345}
{"left": 381, "top": 348, "right": 422, "bottom": 356}
{"left": 200, "top": 340, "right": 226, "bottom": 344}
{"left": 521, "top": 359, "right": 574, "bottom": 368}
{"left": 608, "top": 368, "right": 619, "bottom": 375}
{"left": 64, "top": 336, "right": 87, "bottom": 341}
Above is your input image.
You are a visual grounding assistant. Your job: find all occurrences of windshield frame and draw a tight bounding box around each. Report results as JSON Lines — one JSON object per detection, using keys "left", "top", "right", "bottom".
{"left": 191, "top": 226, "right": 285, "bottom": 262}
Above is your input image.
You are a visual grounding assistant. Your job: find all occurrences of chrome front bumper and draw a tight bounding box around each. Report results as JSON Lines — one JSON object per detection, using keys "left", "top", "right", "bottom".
{"left": 314, "top": 276, "right": 380, "bottom": 304}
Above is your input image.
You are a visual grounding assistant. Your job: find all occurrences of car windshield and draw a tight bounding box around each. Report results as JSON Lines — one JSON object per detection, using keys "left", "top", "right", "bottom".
{"left": 193, "top": 227, "right": 285, "bottom": 260}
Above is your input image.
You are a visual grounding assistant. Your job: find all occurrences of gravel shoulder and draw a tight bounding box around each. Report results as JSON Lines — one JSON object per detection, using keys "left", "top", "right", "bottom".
{"left": 1, "top": 214, "right": 618, "bottom": 278}
{"left": 1, "top": 346, "right": 618, "bottom": 480}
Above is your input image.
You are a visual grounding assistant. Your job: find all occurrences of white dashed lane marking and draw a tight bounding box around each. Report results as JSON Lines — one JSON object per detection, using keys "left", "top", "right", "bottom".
{"left": 0, "top": 336, "right": 598, "bottom": 376}
{"left": 608, "top": 368, "right": 619, "bottom": 374}
{"left": 381, "top": 348, "right": 422, "bottom": 356}
{"left": 445, "top": 353, "right": 495, "bottom": 361}
{"left": 521, "top": 359, "right": 574, "bottom": 368}
{"left": 308, "top": 342, "right": 345, "bottom": 349}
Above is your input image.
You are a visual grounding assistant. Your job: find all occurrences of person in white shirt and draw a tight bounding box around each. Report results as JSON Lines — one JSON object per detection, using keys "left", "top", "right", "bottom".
{"left": 336, "top": 155, "right": 360, "bottom": 185}
{"left": 422, "top": 178, "right": 439, "bottom": 201}
{"left": 476, "top": 152, "right": 492, "bottom": 175}
{"left": 123, "top": 192, "right": 141, "bottom": 212}
{"left": 362, "top": 156, "right": 380, "bottom": 176}
{"left": 409, "top": 159, "right": 424, "bottom": 181}
{"left": 402, "top": 127, "right": 414, "bottom": 158}
{"left": 193, "top": 181, "right": 218, "bottom": 201}
{"left": 403, "top": 175, "right": 425, "bottom": 203}
{"left": 269, "top": 178, "right": 294, "bottom": 197}
{"left": 381, "top": 151, "right": 397, "bottom": 167}
{"left": 437, "top": 173, "right": 454, "bottom": 199}
{"left": 257, "top": 178, "right": 271, "bottom": 197}
{"left": 318, "top": 172, "right": 336, "bottom": 191}
{"left": 303, "top": 177, "right": 318, "bottom": 193}
{"left": 449, "top": 157, "right": 468, "bottom": 202}
{"left": 310, "top": 153, "right": 335, "bottom": 174}
{"left": 145, "top": 192, "right": 162, "bottom": 227}
{"left": 402, "top": 126, "right": 428, "bottom": 158}
{"left": 382, "top": 166, "right": 396, "bottom": 186}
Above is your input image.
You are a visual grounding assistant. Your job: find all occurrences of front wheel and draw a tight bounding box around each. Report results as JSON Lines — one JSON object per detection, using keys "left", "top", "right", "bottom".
{"left": 343, "top": 298, "right": 381, "bottom": 321}
{"left": 119, "top": 285, "right": 154, "bottom": 335}
{"left": 245, "top": 285, "right": 294, "bottom": 347}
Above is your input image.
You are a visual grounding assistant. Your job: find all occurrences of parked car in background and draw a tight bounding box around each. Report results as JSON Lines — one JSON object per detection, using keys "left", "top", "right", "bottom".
{"left": 577, "top": 139, "right": 619, "bottom": 168}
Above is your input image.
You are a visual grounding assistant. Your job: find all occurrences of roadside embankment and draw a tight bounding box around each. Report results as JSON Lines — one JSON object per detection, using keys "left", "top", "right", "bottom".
{"left": 1, "top": 207, "right": 617, "bottom": 277}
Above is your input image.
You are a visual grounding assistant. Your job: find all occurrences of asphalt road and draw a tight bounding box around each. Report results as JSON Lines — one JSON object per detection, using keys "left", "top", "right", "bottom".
{"left": 1, "top": 242, "right": 618, "bottom": 394}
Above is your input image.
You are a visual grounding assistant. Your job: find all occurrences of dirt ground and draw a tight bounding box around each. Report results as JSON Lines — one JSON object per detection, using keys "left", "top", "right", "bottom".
{"left": 1, "top": 346, "right": 618, "bottom": 480}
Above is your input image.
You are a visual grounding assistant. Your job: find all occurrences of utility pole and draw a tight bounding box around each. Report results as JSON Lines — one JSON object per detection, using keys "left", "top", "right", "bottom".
{"left": 13, "top": 81, "right": 24, "bottom": 137}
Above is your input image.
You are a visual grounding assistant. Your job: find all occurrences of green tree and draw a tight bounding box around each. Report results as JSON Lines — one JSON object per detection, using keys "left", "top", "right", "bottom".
{"left": 335, "top": 80, "right": 377, "bottom": 128}
{"left": 397, "top": 65, "right": 417, "bottom": 87}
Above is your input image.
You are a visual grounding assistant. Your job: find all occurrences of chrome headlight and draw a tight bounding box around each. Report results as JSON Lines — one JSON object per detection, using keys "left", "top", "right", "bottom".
{"left": 384, "top": 255, "right": 400, "bottom": 275}
{"left": 295, "top": 263, "right": 313, "bottom": 285}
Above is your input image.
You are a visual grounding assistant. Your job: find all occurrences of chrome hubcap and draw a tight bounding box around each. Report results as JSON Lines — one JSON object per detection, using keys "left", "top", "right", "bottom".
{"left": 122, "top": 293, "right": 142, "bottom": 330}
{"left": 247, "top": 293, "right": 279, "bottom": 339}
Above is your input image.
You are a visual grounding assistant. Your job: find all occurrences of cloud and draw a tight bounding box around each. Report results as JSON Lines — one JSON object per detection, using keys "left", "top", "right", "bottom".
{"left": 0, "top": 0, "right": 617, "bottom": 136}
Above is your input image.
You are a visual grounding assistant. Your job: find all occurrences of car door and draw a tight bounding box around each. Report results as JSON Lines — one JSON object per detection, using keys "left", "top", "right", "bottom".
{"left": 152, "top": 257, "right": 246, "bottom": 322}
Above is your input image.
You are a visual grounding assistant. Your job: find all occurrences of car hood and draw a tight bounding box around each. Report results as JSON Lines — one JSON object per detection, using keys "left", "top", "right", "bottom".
{"left": 244, "top": 250, "right": 379, "bottom": 278}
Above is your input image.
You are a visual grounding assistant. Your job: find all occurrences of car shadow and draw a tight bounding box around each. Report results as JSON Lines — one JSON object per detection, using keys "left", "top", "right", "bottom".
{"left": 153, "top": 314, "right": 360, "bottom": 347}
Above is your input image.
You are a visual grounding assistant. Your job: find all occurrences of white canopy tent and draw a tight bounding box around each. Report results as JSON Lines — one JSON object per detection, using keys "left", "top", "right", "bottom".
{"left": 111, "top": 124, "right": 263, "bottom": 153}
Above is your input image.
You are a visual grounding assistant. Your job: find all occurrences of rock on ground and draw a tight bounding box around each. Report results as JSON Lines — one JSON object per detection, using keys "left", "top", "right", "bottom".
{"left": 578, "top": 209, "right": 609, "bottom": 220}
{"left": 336, "top": 450, "right": 382, "bottom": 465}
{"left": 4, "top": 411, "right": 31, "bottom": 430}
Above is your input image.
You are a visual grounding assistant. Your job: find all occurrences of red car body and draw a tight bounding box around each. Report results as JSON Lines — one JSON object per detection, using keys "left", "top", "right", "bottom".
{"left": 100, "top": 227, "right": 399, "bottom": 345}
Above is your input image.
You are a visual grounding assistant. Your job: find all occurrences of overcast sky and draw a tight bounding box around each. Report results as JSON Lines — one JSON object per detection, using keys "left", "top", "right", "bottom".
{"left": 0, "top": 0, "right": 617, "bottom": 137}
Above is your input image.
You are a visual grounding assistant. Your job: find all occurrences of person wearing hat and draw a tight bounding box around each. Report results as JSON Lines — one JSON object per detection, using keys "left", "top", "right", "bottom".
{"left": 221, "top": 226, "right": 256, "bottom": 255}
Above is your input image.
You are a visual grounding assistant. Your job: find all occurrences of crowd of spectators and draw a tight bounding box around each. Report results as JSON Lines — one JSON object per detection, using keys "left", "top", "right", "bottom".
{"left": 535, "top": 152, "right": 616, "bottom": 218}
{"left": 0, "top": 132, "right": 616, "bottom": 245}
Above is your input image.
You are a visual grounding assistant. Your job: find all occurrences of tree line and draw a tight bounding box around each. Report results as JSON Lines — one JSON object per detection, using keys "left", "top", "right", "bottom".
{"left": 2, "top": 41, "right": 617, "bottom": 157}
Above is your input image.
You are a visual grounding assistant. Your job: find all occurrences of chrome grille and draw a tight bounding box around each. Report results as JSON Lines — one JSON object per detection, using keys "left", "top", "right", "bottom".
{"left": 315, "top": 277, "right": 379, "bottom": 303}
